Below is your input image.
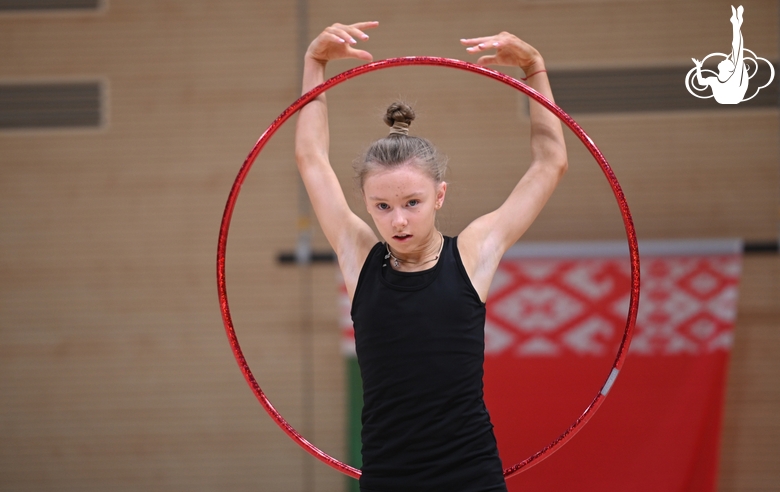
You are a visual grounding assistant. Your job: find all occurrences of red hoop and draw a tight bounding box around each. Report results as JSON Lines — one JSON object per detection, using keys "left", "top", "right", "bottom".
{"left": 217, "top": 57, "right": 640, "bottom": 480}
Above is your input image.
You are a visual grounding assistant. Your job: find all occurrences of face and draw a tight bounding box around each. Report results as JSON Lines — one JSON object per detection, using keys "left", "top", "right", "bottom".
{"left": 362, "top": 162, "right": 446, "bottom": 252}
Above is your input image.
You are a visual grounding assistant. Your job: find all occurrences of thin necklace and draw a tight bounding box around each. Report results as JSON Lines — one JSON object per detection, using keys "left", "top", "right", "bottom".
{"left": 384, "top": 232, "right": 444, "bottom": 269}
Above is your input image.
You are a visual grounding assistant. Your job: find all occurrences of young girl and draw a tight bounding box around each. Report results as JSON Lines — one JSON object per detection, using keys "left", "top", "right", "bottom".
{"left": 295, "top": 21, "right": 567, "bottom": 492}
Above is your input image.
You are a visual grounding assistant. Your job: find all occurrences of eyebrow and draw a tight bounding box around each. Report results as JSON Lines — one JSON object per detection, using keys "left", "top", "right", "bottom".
{"left": 367, "top": 192, "right": 425, "bottom": 202}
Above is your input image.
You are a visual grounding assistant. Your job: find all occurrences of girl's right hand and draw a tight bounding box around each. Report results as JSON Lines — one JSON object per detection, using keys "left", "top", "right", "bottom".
{"left": 306, "top": 21, "right": 378, "bottom": 64}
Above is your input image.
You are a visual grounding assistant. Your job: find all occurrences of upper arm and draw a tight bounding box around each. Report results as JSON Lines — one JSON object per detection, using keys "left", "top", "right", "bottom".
{"left": 296, "top": 152, "right": 377, "bottom": 296}
{"left": 458, "top": 159, "right": 566, "bottom": 300}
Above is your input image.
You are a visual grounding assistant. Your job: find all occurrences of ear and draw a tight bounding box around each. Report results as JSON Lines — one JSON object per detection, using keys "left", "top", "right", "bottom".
{"left": 435, "top": 182, "right": 447, "bottom": 210}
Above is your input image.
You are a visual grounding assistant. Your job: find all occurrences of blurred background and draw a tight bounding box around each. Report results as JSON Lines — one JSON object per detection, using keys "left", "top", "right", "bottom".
{"left": 1, "top": 0, "right": 778, "bottom": 490}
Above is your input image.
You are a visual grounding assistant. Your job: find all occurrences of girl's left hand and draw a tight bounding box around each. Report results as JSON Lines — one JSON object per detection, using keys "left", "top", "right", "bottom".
{"left": 460, "top": 32, "right": 543, "bottom": 74}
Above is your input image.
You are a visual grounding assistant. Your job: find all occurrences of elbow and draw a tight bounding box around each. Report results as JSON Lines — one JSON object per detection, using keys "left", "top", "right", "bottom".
{"left": 529, "top": 153, "right": 567, "bottom": 187}
{"left": 557, "top": 153, "right": 568, "bottom": 176}
{"left": 294, "top": 146, "right": 308, "bottom": 170}
{"left": 295, "top": 145, "right": 329, "bottom": 176}
{"left": 294, "top": 137, "right": 310, "bottom": 166}
{"left": 294, "top": 146, "right": 318, "bottom": 172}
{"left": 552, "top": 149, "right": 568, "bottom": 179}
{"left": 546, "top": 153, "right": 568, "bottom": 188}
{"left": 551, "top": 157, "right": 568, "bottom": 186}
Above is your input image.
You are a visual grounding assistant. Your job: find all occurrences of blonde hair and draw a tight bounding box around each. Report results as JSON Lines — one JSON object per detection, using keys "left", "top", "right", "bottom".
{"left": 354, "top": 102, "right": 447, "bottom": 188}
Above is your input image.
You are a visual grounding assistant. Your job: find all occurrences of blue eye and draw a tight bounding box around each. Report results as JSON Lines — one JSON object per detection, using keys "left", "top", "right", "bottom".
{"left": 407, "top": 200, "right": 419, "bottom": 207}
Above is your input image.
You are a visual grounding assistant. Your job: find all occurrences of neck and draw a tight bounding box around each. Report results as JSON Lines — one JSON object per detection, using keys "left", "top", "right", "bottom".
{"left": 385, "top": 231, "right": 444, "bottom": 270}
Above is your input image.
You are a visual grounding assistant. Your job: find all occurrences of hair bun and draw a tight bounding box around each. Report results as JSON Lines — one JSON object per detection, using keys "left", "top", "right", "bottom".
{"left": 383, "top": 102, "right": 415, "bottom": 128}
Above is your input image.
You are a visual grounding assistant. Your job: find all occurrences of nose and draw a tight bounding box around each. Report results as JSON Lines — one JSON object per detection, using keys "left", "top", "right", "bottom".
{"left": 391, "top": 209, "right": 408, "bottom": 230}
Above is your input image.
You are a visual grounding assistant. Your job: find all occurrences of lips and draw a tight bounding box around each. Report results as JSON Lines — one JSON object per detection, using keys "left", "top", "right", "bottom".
{"left": 393, "top": 234, "right": 412, "bottom": 242}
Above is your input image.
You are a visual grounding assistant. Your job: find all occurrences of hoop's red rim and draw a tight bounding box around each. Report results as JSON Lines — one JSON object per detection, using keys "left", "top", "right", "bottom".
{"left": 217, "top": 57, "right": 640, "bottom": 480}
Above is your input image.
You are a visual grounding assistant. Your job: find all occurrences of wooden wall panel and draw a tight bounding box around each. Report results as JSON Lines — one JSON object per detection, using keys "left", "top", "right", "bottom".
{"left": 0, "top": 1, "right": 323, "bottom": 491}
{"left": 0, "top": 0, "right": 777, "bottom": 491}
{"left": 720, "top": 256, "right": 780, "bottom": 491}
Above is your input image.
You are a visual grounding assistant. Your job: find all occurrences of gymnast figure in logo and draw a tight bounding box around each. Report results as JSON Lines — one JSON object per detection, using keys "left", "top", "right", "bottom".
{"left": 689, "top": 5, "right": 753, "bottom": 104}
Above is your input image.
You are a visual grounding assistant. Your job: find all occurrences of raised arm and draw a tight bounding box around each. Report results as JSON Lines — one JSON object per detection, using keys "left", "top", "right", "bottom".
{"left": 458, "top": 32, "right": 568, "bottom": 301}
{"left": 295, "top": 22, "right": 379, "bottom": 295}
{"left": 691, "top": 58, "right": 712, "bottom": 87}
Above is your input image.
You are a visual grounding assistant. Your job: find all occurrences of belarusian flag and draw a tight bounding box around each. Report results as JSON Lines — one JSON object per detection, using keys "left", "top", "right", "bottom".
{"left": 341, "top": 239, "right": 741, "bottom": 491}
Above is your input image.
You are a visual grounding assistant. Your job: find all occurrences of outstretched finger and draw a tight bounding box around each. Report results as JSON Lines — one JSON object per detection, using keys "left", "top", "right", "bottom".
{"left": 350, "top": 21, "right": 379, "bottom": 32}
{"left": 460, "top": 36, "right": 495, "bottom": 47}
{"left": 464, "top": 42, "right": 499, "bottom": 55}
{"left": 319, "top": 31, "right": 348, "bottom": 46}
{"left": 326, "top": 26, "right": 361, "bottom": 44}
{"left": 337, "top": 21, "right": 379, "bottom": 43}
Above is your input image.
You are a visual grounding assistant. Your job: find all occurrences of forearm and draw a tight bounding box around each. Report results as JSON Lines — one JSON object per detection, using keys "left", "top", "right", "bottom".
{"left": 295, "top": 57, "right": 330, "bottom": 168}
{"left": 523, "top": 59, "right": 568, "bottom": 173}
{"left": 695, "top": 66, "right": 706, "bottom": 86}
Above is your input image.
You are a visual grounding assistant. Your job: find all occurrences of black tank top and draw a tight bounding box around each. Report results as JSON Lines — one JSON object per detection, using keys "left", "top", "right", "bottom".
{"left": 351, "top": 236, "right": 507, "bottom": 492}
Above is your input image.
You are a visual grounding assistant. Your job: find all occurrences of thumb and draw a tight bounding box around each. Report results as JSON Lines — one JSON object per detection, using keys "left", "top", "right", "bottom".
{"left": 349, "top": 48, "right": 373, "bottom": 62}
{"left": 476, "top": 54, "right": 498, "bottom": 66}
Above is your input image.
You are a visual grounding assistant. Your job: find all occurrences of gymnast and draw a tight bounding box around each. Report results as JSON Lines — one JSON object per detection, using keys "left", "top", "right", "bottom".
{"left": 692, "top": 5, "right": 748, "bottom": 104}
{"left": 295, "top": 21, "right": 567, "bottom": 491}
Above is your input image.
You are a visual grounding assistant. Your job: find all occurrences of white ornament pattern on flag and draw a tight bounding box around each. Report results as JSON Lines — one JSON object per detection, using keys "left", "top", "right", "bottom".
{"left": 483, "top": 256, "right": 741, "bottom": 357}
